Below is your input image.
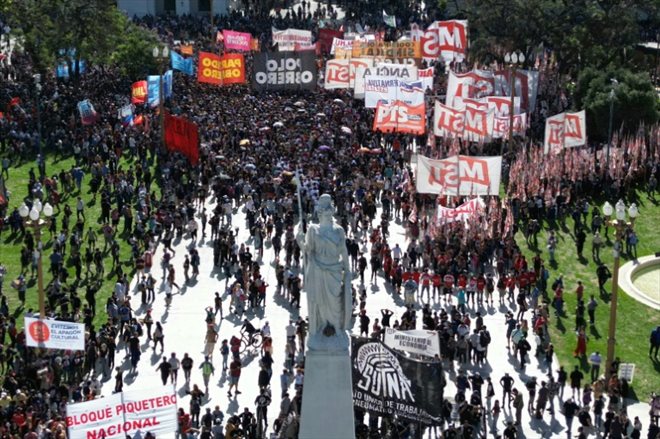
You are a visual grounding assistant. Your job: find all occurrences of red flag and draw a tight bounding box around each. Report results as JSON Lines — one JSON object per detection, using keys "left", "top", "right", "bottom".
{"left": 9, "top": 97, "right": 20, "bottom": 107}
{"left": 164, "top": 112, "right": 199, "bottom": 165}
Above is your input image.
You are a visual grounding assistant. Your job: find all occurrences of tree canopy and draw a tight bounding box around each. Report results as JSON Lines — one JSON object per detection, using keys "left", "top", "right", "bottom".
{"left": 5, "top": 0, "right": 158, "bottom": 79}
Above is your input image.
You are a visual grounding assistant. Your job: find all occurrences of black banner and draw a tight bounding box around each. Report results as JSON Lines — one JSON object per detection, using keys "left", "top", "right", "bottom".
{"left": 252, "top": 51, "right": 317, "bottom": 91}
{"left": 351, "top": 337, "right": 444, "bottom": 425}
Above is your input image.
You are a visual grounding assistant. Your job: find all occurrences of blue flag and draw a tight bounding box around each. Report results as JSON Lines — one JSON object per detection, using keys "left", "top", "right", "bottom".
{"left": 147, "top": 75, "right": 160, "bottom": 107}
{"left": 170, "top": 51, "right": 194, "bottom": 75}
{"left": 164, "top": 70, "right": 173, "bottom": 98}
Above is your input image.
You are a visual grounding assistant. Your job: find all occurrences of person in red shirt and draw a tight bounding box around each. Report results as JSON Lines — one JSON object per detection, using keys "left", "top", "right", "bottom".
{"left": 506, "top": 275, "right": 517, "bottom": 302}
{"left": 420, "top": 269, "right": 431, "bottom": 303}
{"left": 457, "top": 272, "right": 468, "bottom": 289}
{"left": 476, "top": 274, "right": 486, "bottom": 305}
{"left": 443, "top": 273, "right": 455, "bottom": 302}
{"left": 575, "top": 281, "right": 584, "bottom": 302}
{"left": 431, "top": 271, "right": 442, "bottom": 301}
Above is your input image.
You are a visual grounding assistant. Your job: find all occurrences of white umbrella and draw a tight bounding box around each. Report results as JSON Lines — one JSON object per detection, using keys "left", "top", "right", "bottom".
{"left": 273, "top": 121, "right": 284, "bottom": 128}
{"left": 333, "top": 98, "right": 344, "bottom": 105}
{"left": 294, "top": 101, "right": 305, "bottom": 107}
{"left": 340, "top": 126, "right": 352, "bottom": 134}
{"left": 315, "top": 113, "right": 326, "bottom": 117}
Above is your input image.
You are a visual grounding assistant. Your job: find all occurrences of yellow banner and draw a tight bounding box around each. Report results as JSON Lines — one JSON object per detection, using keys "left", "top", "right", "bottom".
{"left": 351, "top": 41, "right": 421, "bottom": 59}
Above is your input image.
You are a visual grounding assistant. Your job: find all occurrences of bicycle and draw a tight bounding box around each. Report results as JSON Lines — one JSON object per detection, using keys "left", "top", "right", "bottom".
{"left": 239, "top": 329, "right": 263, "bottom": 354}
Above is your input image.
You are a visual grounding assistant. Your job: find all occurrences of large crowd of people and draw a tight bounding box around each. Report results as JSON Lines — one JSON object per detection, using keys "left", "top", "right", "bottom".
{"left": 0, "top": 2, "right": 659, "bottom": 439}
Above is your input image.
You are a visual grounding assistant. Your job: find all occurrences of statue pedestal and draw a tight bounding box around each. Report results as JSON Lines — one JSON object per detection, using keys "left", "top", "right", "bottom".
{"left": 299, "top": 350, "right": 356, "bottom": 439}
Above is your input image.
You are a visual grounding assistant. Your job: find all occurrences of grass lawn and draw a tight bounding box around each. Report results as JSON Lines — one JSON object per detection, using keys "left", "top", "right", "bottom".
{"left": 514, "top": 190, "right": 660, "bottom": 400}
{"left": 1, "top": 152, "right": 148, "bottom": 329}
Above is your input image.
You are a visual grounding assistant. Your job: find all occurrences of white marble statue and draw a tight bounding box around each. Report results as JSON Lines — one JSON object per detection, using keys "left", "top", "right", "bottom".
{"left": 296, "top": 194, "right": 353, "bottom": 352}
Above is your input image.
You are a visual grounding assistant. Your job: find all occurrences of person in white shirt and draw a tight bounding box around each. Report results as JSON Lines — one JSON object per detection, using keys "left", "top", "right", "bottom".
{"left": 262, "top": 321, "right": 271, "bottom": 337}
{"left": 168, "top": 352, "right": 181, "bottom": 385}
{"left": 114, "top": 281, "right": 125, "bottom": 303}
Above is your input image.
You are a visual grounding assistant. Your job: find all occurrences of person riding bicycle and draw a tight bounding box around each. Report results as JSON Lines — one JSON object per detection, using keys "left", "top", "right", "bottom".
{"left": 241, "top": 319, "right": 258, "bottom": 344}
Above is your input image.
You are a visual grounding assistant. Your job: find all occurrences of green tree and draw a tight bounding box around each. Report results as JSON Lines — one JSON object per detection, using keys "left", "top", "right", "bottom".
{"left": 5, "top": 0, "right": 158, "bottom": 79}
{"left": 460, "top": 0, "right": 649, "bottom": 75}
{"left": 573, "top": 66, "right": 659, "bottom": 141}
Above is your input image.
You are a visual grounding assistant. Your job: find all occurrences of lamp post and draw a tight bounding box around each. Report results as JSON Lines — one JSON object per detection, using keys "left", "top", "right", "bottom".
{"left": 18, "top": 199, "right": 54, "bottom": 319}
{"left": 605, "top": 79, "right": 618, "bottom": 180}
{"left": 152, "top": 46, "right": 169, "bottom": 150}
{"left": 33, "top": 74, "right": 42, "bottom": 156}
{"left": 503, "top": 50, "right": 525, "bottom": 155}
{"left": 601, "top": 199, "right": 639, "bottom": 384}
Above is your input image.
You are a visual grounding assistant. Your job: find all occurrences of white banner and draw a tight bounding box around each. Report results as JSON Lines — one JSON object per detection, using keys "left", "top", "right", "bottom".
{"left": 25, "top": 317, "right": 85, "bottom": 351}
{"left": 543, "top": 110, "right": 587, "bottom": 154}
{"left": 324, "top": 59, "right": 350, "bottom": 89}
{"left": 433, "top": 100, "right": 494, "bottom": 141}
{"left": 493, "top": 69, "right": 539, "bottom": 112}
{"left": 354, "top": 63, "right": 417, "bottom": 99}
{"left": 416, "top": 154, "right": 502, "bottom": 196}
{"left": 383, "top": 328, "right": 440, "bottom": 358}
{"left": 445, "top": 70, "right": 495, "bottom": 109}
{"left": 330, "top": 38, "right": 354, "bottom": 55}
{"left": 492, "top": 113, "right": 527, "bottom": 139}
{"left": 66, "top": 387, "right": 178, "bottom": 439}
{"left": 364, "top": 77, "right": 424, "bottom": 108}
{"left": 411, "top": 20, "right": 468, "bottom": 63}
{"left": 437, "top": 198, "right": 486, "bottom": 224}
{"left": 272, "top": 28, "right": 312, "bottom": 51}
{"left": 419, "top": 67, "right": 434, "bottom": 92}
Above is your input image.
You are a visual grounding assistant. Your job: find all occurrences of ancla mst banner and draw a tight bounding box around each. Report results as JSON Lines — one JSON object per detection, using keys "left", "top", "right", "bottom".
{"left": 66, "top": 387, "right": 177, "bottom": 439}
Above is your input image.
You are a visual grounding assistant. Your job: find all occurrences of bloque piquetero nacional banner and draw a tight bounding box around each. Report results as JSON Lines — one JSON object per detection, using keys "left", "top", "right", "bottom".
{"left": 25, "top": 317, "right": 85, "bottom": 351}
{"left": 252, "top": 51, "right": 317, "bottom": 91}
{"left": 351, "top": 338, "right": 443, "bottom": 425}
{"left": 66, "top": 387, "right": 178, "bottom": 439}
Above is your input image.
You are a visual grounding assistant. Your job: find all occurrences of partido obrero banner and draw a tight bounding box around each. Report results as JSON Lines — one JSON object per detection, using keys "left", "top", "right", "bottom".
{"left": 25, "top": 317, "right": 85, "bottom": 351}
{"left": 252, "top": 51, "right": 317, "bottom": 91}
{"left": 352, "top": 337, "right": 443, "bottom": 425}
{"left": 416, "top": 154, "right": 502, "bottom": 196}
{"left": 66, "top": 387, "right": 178, "bottom": 439}
{"left": 197, "top": 52, "right": 246, "bottom": 85}
{"left": 383, "top": 328, "right": 440, "bottom": 358}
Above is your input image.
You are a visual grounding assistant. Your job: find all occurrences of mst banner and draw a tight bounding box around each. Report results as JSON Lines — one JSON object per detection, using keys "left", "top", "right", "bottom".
{"left": 543, "top": 110, "right": 587, "bottom": 154}
{"left": 66, "top": 387, "right": 178, "bottom": 439}
{"left": 436, "top": 197, "right": 486, "bottom": 225}
{"left": 416, "top": 154, "right": 502, "bottom": 196}
{"left": 25, "top": 317, "right": 85, "bottom": 351}
{"left": 383, "top": 328, "right": 440, "bottom": 358}
{"left": 352, "top": 338, "right": 443, "bottom": 425}
{"left": 252, "top": 51, "right": 317, "bottom": 91}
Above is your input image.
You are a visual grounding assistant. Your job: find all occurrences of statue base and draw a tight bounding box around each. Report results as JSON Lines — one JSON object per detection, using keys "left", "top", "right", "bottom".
{"left": 307, "top": 330, "right": 349, "bottom": 352}
{"left": 299, "top": 350, "right": 356, "bottom": 439}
